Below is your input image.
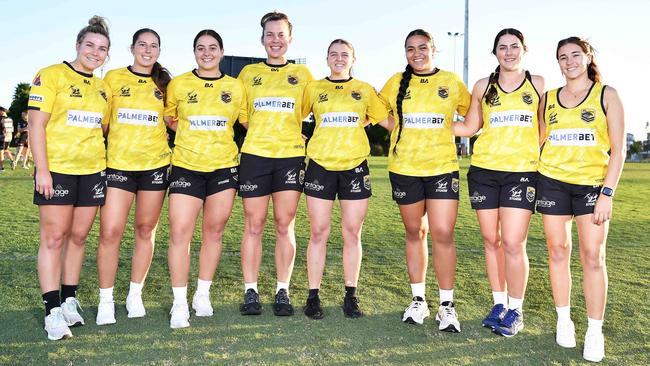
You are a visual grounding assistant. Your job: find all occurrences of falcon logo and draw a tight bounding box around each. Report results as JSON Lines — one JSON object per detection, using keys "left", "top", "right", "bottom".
{"left": 151, "top": 171, "right": 165, "bottom": 184}
{"left": 526, "top": 186, "right": 536, "bottom": 203}
{"left": 318, "top": 92, "right": 328, "bottom": 103}
{"left": 33, "top": 75, "right": 41, "bottom": 86}
{"left": 287, "top": 75, "right": 298, "bottom": 85}
{"left": 120, "top": 86, "right": 131, "bottom": 97}
{"left": 435, "top": 178, "right": 448, "bottom": 193}
{"left": 509, "top": 185, "right": 522, "bottom": 201}
{"left": 154, "top": 89, "right": 163, "bottom": 100}
{"left": 252, "top": 75, "right": 262, "bottom": 86}
{"left": 522, "top": 92, "right": 533, "bottom": 105}
{"left": 221, "top": 91, "right": 232, "bottom": 104}
{"left": 488, "top": 93, "right": 501, "bottom": 107}
{"left": 99, "top": 90, "right": 108, "bottom": 102}
{"left": 584, "top": 192, "right": 598, "bottom": 206}
{"left": 285, "top": 169, "right": 297, "bottom": 184}
{"left": 351, "top": 90, "right": 362, "bottom": 101}
{"left": 69, "top": 85, "right": 82, "bottom": 98}
{"left": 548, "top": 111, "right": 558, "bottom": 125}
{"left": 581, "top": 108, "right": 596, "bottom": 123}
{"left": 451, "top": 178, "right": 459, "bottom": 193}
{"left": 92, "top": 183, "right": 105, "bottom": 199}
{"left": 438, "top": 86, "right": 449, "bottom": 99}
{"left": 187, "top": 91, "right": 198, "bottom": 104}
{"left": 350, "top": 178, "right": 361, "bottom": 193}
{"left": 404, "top": 89, "right": 412, "bottom": 100}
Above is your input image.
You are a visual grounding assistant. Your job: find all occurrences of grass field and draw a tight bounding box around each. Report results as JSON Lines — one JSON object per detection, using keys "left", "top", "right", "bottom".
{"left": 0, "top": 158, "right": 648, "bottom": 365}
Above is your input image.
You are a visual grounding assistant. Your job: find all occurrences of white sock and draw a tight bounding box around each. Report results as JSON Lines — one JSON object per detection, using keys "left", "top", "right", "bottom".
{"left": 244, "top": 282, "right": 258, "bottom": 293}
{"left": 587, "top": 317, "right": 603, "bottom": 334}
{"left": 556, "top": 306, "right": 571, "bottom": 322}
{"left": 439, "top": 288, "right": 454, "bottom": 304}
{"left": 128, "top": 281, "right": 143, "bottom": 297}
{"left": 276, "top": 281, "right": 289, "bottom": 295}
{"left": 508, "top": 296, "right": 523, "bottom": 311}
{"left": 492, "top": 291, "right": 507, "bottom": 306}
{"left": 411, "top": 282, "right": 426, "bottom": 300}
{"left": 196, "top": 279, "right": 212, "bottom": 295}
{"left": 99, "top": 287, "right": 114, "bottom": 303}
{"left": 172, "top": 286, "right": 187, "bottom": 305}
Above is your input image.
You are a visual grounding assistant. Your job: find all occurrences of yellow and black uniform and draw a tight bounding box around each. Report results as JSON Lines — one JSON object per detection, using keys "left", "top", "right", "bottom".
{"left": 104, "top": 66, "right": 171, "bottom": 192}
{"left": 301, "top": 77, "right": 387, "bottom": 200}
{"left": 380, "top": 68, "right": 469, "bottom": 204}
{"left": 237, "top": 62, "right": 313, "bottom": 197}
{"left": 536, "top": 82, "right": 609, "bottom": 216}
{"left": 165, "top": 70, "right": 246, "bottom": 199}
{"left": 467, "top": 71, "right": 540, "bottom": 211}
{"left": 28, "top": 61, "right": 110, "bottom": 206}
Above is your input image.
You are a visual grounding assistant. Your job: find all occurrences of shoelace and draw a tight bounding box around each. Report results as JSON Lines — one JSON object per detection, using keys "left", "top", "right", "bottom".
{"left": 276, "top": 292, "right": 290, "bottom": 305}
{"left": 488, "top": 305, "right": 503, "bottom": 318}
{"left": 442, "top": 306, "right": 455, "bottom": 316}
{"left": 67, "top": 298, "right": 83, "bottom": 312}
{"left": 245, "top": 291, "right": 260, "bottom": 304}
{"left": 501, "top": 310, "right": 519, "bottom": 326}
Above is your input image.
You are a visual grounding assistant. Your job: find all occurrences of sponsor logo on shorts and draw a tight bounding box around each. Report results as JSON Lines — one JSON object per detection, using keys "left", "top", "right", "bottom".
{"left": 117, "top": 108, "right": 159, "bottom": 126}
{"left": 170, "top": 177, "right": 191, "bottom": 189}
{"left": 29, "top": 94, "right": 44, "bottom": 103}
{"left": 188, "top": 115, "right": 228, "bottom": 131}
{"left": 470, "top": 191, "right": 486, "bottom": 203}
{"left": 253, "top": 97, "right": 295, "bottom": 113}
{"left": 53, "top": 184, "right": 69, "bottom": 198}
{"left": 285, "top": 169, "right": 297, "bottom": 184}
{"left": 66, "top": 110, "right": 103, "bottom": 129}
{"left": 536, "top": 196, "right": 556, "bottom": 208}
{"left": 151, "top": 171, "right": 165, "bottom": 184}
{"left": 230, "top": 167, "right": 237, "bottom": 174}
{"left": 218, "top": 179, "right": 230, "bottom": 185}
{"left": 299, "top": 169, "right": 305, "bottom": 185}
{"left": 526, "top": 186, "right": 536, "bottom": 203}
{"left": 239, "top": 180, "right": 258, "bottom": 192}
{"left": 350, "top": 178, "right": 361, "bottom": 193}
{"left": 520, "top": 177, "right": 529, "bottom": 182}
{"left": 355, "top": 166, "right": 364, "bottom": 173}
{"left": 393, "top": 188, "right": 406, "bottom": 199}
{"left": 489, "top": 110, "right": 534, "bottom": 128}
{"left": 304, "top": 179, "right": 324, "bottom": 192}
{"left": 435, "top": 177, "right": 449, "bottom": 193}
{"left": 547, "top": 128, "right": 596, "bottom": 147}
{"left": 509, "top": 185, "right": 523, "bottom": 201}
{"left": 584, "top": 192, "right": 598, "bottom": 207}
{"left": 363, "top": 175, "right": 371, "bottom": 191}
{"left": 452, "top": 178, "right": 459, "bottom": 193}
{"left": 107, "top": 173, "right": 128, "bottom": 183}
{"left": 320, "top": 112, "right": 359, "bottom": 128}
{"left": 403, "top": 113, "right": 445, "bottom": 129}
{"left": 92, "top": 183, "right": 105, "bottom": 199}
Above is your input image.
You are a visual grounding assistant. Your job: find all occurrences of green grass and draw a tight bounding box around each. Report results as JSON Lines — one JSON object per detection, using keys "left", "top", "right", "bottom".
{"left": 0, "top": 158, "right": 648, "bottom": 365}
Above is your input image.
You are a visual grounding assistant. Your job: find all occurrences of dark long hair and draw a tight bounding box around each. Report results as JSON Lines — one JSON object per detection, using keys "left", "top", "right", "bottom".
{"left": 131, "top": 28, "right": 171, "bottom": 94}
{"left": 484, "top": 28, "right": 527, "bottom": 104}
{"left": 556, "top": 37, "right": 601, "bottom": 82}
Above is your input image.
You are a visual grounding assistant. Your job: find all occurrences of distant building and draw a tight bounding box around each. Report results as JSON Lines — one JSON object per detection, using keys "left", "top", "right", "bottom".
{"left": 627, "top": 133, "right": 635, "bottom": 148}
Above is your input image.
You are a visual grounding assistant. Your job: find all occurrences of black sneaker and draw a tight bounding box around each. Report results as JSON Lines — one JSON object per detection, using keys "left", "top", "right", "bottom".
{"left": 304, "top": 296, "right": 323, "bottom": 319}
{"left": 343, "top": 296, "right": 363, "bottom": 318}
{"left": 273, "top": 289, "right": 294, "bottom": 316}
{"left": 240, "top": 289, "right": 262, "bottom": 315}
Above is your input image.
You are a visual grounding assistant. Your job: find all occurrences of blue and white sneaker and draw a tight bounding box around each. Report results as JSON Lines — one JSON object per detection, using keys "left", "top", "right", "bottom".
{"left": 482, "top": 303, "right": 506, "bottom": 328}
{"left": 493, "top": 308, "right": 524, "bottom": 337}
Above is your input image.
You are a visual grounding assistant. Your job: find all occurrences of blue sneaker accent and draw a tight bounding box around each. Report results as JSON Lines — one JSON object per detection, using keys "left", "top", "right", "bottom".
{"left": 482, "top": 304, "right": 506, "bottom": 328}
{"left": 493, "top": 308, "right": 524, "bottom": 337}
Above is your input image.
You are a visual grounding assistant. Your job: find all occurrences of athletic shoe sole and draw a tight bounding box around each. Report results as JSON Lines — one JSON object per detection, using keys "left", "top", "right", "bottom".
{"left": 493, "top": 323, "right": 524, "bottom": 337}
{"left": 273, "top": 306, "right": 294, "bottom": 316}
{"left": 240, "top": 304, "right": 262, "bottom": 315}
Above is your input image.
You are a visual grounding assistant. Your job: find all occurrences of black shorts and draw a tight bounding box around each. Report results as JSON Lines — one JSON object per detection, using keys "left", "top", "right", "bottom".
{"left": 536, "top": 174, "right": 601, "bottom": 216}
{"left": 106, "top": 166, "right": 170, "bottom": 193}
{"left": 304, "top": 160, "right": 371, "bottom": 201}
{"left": 389, "top": 171, "right": 460, "bottom": 205}
{"left": 238, "top": 153, "right": 305, "bottom": 198}
{"left": 467, "top": 166, "right": 537, "bottom": 211}
{"left": 2, "top": 140, "right": 9, "bottom": 150}
{"left": 34, "top": 170, "right": 107, "bottom": 206}
{"left": 18, "top": 133, "right": 28, "bottom": 147}
{"left": 168, "top": 165, "right": 238, "bottom": 200}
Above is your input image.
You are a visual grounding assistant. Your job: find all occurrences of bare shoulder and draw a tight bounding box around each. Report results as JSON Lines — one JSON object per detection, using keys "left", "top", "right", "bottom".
{"left": 472, "top": 77, "right": 490, "bottom": 93}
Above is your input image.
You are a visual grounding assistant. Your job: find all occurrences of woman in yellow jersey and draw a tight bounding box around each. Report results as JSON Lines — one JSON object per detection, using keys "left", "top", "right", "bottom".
{"left": 164, "top": 30, "right": 246, "bottom": 329}
{"left": 28, "top": 16, "right": 111, "bottom": 341}
{"left": 379, "top": 29, "right": 470, "bottom": 332}
{"left": 301, "top": 39, "right": 387, "bottom": 319}
{"left": 237, "top": 11, "right": 313, "bottom": 316}
{"left": 95, "top": 28, "right": 172, "bottom": 326}
{"left": 537, "top": 37, "right": 624, "bottom": 362}
{"left": 453, "top": 28, "right": 544, "bottom": 337}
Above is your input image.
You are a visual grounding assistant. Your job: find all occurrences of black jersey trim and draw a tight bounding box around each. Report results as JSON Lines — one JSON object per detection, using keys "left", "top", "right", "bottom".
{"left": 63, "top": 61, "right": 93, "bottom": 78}
{"left": 127, "top": 66, "right": 152, "bottom": 78}
{"left": 413, "top": 68, "right": 439, "bottom": 77}
{"left": 325, "top": 76, "right": 353, "bottom": 83}
{"left": 264, "top": 61, "right": 289, "bottom": 68}
{"left": 527, "top": 71, "right": 542, "bottom": 98}
{"left": 556, "top": 81, "right": 596, "bottom": 110}
{"left": 542, "top": 91, "right": 548, "bottom": 115}
{"left": 600, "top": 85, "right": 608, "bottom": 116}
{"left": 27, "top": 106, "right": 41, "bottom": 111}
{"left": 192, "top": 69, "right": 225, "bottom": 81}
{"left": 496, "top": 71, "right": 527, "bottom": 94}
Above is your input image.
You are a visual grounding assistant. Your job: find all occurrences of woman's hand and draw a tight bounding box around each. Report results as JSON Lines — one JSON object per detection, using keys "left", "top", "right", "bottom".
{"left": 592, "top": 194, "right": 612, "bottom": 225}
{"left": 35, "top": 169, "right": 54, "bottom": 199}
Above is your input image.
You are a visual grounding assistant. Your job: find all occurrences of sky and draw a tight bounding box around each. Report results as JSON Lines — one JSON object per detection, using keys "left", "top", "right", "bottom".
{"left": 1, "top": 0, "right": 648, "bottom": 139}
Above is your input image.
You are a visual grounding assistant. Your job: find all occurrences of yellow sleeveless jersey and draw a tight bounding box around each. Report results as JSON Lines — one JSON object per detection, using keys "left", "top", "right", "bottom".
{"left": 238, "top": 62, "right": 313, "bottom": 158}
{"left": 539, "top": 82, "right": 609, "bottom": 185}
{"left": 104, "top": 67, "right": 170, "bottom": 171}
{"left": 380, "top": 69, "right": 470, "bottom": 177}
{"left": 165, "top": 70, "right": 247, "bottom": 172}
{"left": 28, "top": 62, "right": 110, "bottom": 175}
{"left": 471, "top": 72, "right": 540, "bottom": 172}
{"left": 302, "top": 77, "right": 387, "bottom": 171}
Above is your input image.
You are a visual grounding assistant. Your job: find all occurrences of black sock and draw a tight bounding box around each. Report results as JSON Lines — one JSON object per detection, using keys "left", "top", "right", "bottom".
{"left": 60, "top": 284, "right": 78, "bottom": 301}
{"left": 308, "top": 288, "right": 319, "bottom": 299}
{"left": 42, "top": 291, "right": 61, "bottom": 316}
{"left": 345, "top": 286, "right": 356, "bottom": 298}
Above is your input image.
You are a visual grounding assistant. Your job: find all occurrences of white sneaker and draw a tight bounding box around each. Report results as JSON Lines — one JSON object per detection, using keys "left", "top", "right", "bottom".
{"left": 583, "top": 330, "right": 605, "bottom": 362}
{"left": 61, "top": 297, "right": 85, "bottom": 327}
{"left": 402, "top": 296, "right": 430, "bottom": 325}
{"left": 126, "top": 295, "right": 146, "bottom": 318}
{"left": 435, "top": 301, "right": 461, "bottom": 332}
{"left": 44, "top": 307, "right": 73, "bottom": 340}
{"left": 192, "top": 292, "right": 214, "bottom": 317}
{"left": 96, "top": 301, "right": 116, "bottom": 325}
{"left": 169, "top": 303, "right": 190, "bottom": 329}
{"left": 556, "top": 319, "right": 576, "bottom": 348}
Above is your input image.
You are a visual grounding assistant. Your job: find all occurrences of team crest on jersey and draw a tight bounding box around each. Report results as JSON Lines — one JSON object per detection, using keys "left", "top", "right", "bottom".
{"left": 32, "top": 75, "right": 41, "bottom": 86}
{"left": 548, "top": 111, "right": 558, "bottom": 125}
{"left": 252, "top": 75, "right": 262, "bottom": 86}
{"left": 351, "top": 90, "right": 362, "bottom": 101}
{"left": 154, "top": 89, "right": 163, "bottom": 100}
{"left": 187, "top": 91, "right": 198, "bottom": 104}
{"left": 404, "top": 89, "right": 411, "bottom": 100}
{"left": 99, "top": 90, "right": 108, "bottom": 102}
{"left": 438, "top": 86, "right": 449, "bottom": 99}
{"left": 287, "top": 75, "right": 298, "bottom": 85}
{"left": 318, "top": 92, "right": 328, "bottom": 103}
{"left": 488, "top": 93, "right": 501, "bottom": 107}
{"left": 69, "top": 85, "right": 82, "bottom": 98}
{"left": 526, "top": 186, "right": 536, "bottom": 203}
{"left": 120, "top": 86, "right": 131, "bottom": 97}
{"left": 522, "top": 92, "right": 533, "bottom": 105}
{"left": 221, "top": 91, "right": 232, "bottom": 103}
{"left": 581, "top": 108, "right": 596, "bottom": 123}
{"left": 452, "top": 178, "right": 459, "bottom": 193}
{"left": 363, "top": 175, "right": 371, "bottom": 190}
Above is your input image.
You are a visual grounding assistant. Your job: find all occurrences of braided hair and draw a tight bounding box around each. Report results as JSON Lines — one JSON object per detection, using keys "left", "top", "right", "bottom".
{"left": 484, "top": 28, "right": 526, "bottom": 104}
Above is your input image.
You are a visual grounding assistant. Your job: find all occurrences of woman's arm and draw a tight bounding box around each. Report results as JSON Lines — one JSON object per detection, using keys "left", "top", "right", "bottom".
{"left": 452, "top": 79, "right": 487, "bottom": 137}
{"left": 28, "top": 110, "right": 53, "bottom": 199}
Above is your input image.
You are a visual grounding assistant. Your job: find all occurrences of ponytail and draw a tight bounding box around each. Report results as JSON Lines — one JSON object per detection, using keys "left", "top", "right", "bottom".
{"left": 393, "top": 64, "right": 413, "bottom": 156}
{"left": 151, "top": 62, "right": 172, "bottom": 95}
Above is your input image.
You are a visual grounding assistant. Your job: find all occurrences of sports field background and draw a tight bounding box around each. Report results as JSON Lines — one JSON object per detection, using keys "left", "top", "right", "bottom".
{"left": 0, "top": 158, "right": 648, "bottom": 365}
